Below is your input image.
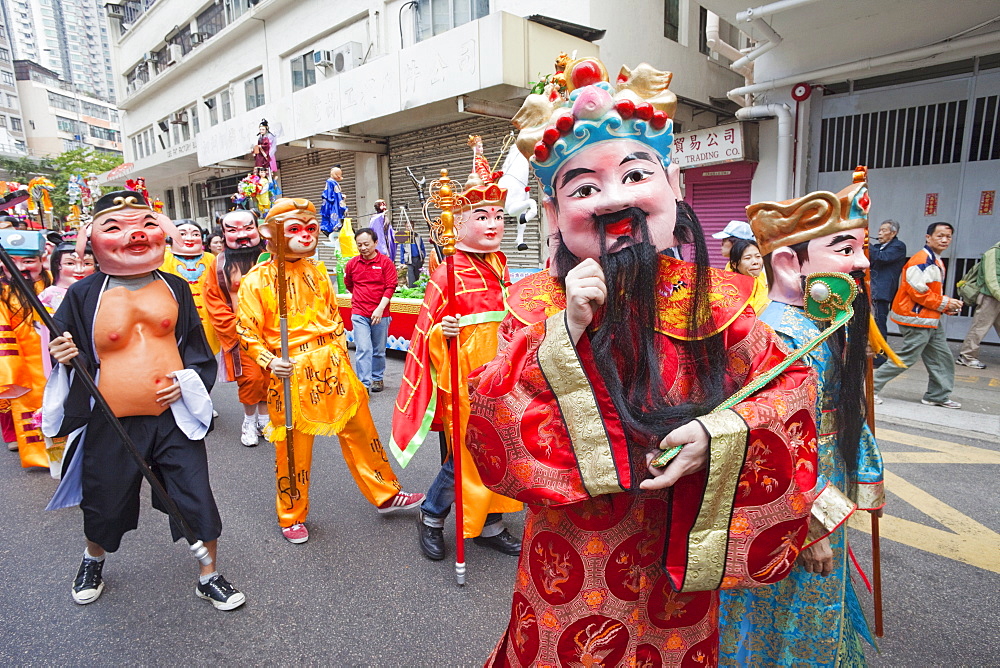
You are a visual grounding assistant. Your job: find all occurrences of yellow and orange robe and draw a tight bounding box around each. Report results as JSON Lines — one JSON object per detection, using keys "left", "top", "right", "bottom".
{"left": 725, "top": 261, "right": 770, "bottom": 315}
{"left": 237, "top": 257, "right": 402, "bottom": 527}
{"left": 390, "top": 250, "right": 521, "bottom": 539}
{"left": 202, "top": 254, "right": 269, "bottom": 405}
{"left": 467, "top": 255, "right": 819, "bottom": 667}
{"left": 160, "top": 249, "right": 219, "bottom": 354}
{"left": 0, "top": 290, "right": 47, "bottom": 468}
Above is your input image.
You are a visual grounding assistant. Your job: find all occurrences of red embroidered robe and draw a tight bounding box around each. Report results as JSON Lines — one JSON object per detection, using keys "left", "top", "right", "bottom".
{"left": 467, "top": 256, "right": 819, "bottom": 667}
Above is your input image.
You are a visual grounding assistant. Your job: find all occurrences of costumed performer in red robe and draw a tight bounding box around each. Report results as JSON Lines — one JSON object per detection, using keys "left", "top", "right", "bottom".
{"left": 390, "top": 137, "right": 523, "bottom": 562}
{"left": 466, "top": 57, "right": 820, "bottom": 666}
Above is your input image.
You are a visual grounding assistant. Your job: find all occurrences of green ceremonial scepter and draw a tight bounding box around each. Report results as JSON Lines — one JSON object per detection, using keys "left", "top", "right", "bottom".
{"left": 653, "top": 272, "right": 858, "bottom": 468}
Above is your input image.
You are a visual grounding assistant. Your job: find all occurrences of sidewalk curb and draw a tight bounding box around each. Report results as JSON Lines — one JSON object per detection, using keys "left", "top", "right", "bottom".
{"left": 874, "top": 412, "right": 1000, "bottom": 441}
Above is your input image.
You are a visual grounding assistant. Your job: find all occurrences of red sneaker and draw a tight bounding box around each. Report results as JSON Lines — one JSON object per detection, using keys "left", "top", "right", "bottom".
{"left": 281, "top": 523, "right": 309, "bottom": 543}
{"left": 377, "top": 491, "right": 426, "bottom": 514}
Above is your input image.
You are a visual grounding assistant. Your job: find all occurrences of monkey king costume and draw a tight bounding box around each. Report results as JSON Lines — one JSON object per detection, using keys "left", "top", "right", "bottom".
{"left": 43, "top": 191, "right": 243, "bottom": 609}
{"left": 718, "top": 173, "right": 885, "bottom": 666}
{"left": 237, "top": 198, "right": 421, "bottom": 539}
{"left": 466, "top": 57, "right": 820, "bottom": 666}
{"left": 390, "top": 139, "right": 522, "bottom": 548}
{"left": 0, "top": 229, "right": 49, "bottom": 468}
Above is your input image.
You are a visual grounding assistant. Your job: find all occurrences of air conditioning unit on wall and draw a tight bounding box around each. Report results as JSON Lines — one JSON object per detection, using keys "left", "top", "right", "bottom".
{"left": 331, "top": 42, "right": 363, "bottom": 73}
{"left": 313, "top": 50, "right": 333, "bottom": 68}
{"left": 167, "top": 43, "right": 183, "bottom": 65}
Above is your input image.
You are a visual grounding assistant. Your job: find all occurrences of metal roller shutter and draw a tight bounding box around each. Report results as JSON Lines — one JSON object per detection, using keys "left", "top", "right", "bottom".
{"left": 387, "top": 116, "right": 544, "bottom": 268}
{"left": 278, "top": 150, "right": 357, "bottom": 213}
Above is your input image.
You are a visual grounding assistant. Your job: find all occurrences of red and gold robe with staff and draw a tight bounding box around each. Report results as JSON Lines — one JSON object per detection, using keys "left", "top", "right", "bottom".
{"left": 390, "top": 249, "right": 521, "bottom": 538}
{"left": 468, "top": 257, "right": 819, "bottom": 666}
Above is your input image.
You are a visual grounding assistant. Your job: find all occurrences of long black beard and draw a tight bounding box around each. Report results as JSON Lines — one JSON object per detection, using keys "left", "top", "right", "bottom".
{"left": 553, "top": 202, "right": 729, "bottom": 480}
{"left": 823, "top": 271, "right": 870, "bottom": 495}
{"left": 224, "top": 241, "right": 266, "bottom": 280}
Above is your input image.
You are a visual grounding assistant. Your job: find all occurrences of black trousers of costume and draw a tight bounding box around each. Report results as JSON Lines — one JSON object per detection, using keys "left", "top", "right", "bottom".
{"left": 81, "top": 409, "right": 222, "bottom": 552}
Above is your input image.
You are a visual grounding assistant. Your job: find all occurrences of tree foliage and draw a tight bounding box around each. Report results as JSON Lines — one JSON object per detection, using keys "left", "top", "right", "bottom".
{"left": 0, "top": 155, "right": 51, "bottom": 182}
{"left": 46, "top": 148, "right": 123, "bottom": 219}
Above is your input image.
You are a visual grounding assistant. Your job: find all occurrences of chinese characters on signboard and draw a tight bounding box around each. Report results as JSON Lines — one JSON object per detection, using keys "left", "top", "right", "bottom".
{"left": 980, "top": 190, "right": 995, "bottom": 216}
{"left": 673, "top": 124, "right": 744, "bottom": 169}
{"left": 925, "top": 193, "right": 938, "bottom": 216}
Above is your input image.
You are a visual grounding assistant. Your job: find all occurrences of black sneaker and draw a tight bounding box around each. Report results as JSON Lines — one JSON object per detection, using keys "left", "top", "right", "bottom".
{"left": 72, "top": 558, "right": 105, "bottom": 605}
{"left": 195, "top": 574, "right": 246, "bottom": 610}
{"left": 418, "top": 511, "right": 445, "bottom": 561}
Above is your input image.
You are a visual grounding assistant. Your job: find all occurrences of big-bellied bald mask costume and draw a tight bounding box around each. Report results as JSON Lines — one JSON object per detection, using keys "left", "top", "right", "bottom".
{"left": 83, "top": 191, "right": 185, "bottom": 416}
{"left": 515, "top": 58, "right": 727, "bottom": 458}
{"left": 751, "top": 171, "right": 872, "bottom": 483}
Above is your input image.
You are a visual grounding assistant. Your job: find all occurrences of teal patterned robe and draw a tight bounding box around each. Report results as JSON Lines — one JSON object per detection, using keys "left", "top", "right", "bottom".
{"left": 719, "top": 301, "right": 884, "bottom": 667}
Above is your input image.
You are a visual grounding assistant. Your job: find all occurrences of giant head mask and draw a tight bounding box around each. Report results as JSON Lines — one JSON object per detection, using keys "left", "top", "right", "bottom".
{"left": 751, "top": 168, "right": 871, "bottom": 307}
{"left": 259, "top": 198, "right": 319, "bottom": 259}
{"left": 170, "top": 220, "right": 204, "bottom": 256}
{"left": 82, "top": 190, "right": 178, "bottom": 276}
{"left": 455, "top": 135, "right": 508, "bottom": 254}
{"left": 221, "top": 209, "right": 260, "bottom": 249}
{"left": 512, "top": 58, "right": 682, "bottom": 271}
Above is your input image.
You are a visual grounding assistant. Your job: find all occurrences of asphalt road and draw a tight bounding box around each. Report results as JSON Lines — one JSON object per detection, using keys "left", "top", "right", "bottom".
{"left": 1, "top": 351, "right": 997, "bottom": 665}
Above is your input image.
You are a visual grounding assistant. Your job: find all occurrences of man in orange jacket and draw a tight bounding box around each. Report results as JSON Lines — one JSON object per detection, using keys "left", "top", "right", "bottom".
{"left": 873, "top": 221, "right": 963, "bottom": 408}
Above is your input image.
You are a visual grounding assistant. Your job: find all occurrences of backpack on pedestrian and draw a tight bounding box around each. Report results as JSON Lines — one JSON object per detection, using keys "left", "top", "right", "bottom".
{"left": 956, "top": 260, "right": 983, "bottom": 303}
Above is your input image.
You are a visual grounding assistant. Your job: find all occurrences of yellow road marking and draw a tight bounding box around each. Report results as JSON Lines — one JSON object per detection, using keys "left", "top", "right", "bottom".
{"left": 850, "top": 471, "right": 1000, "bottom": 574}
{"left": 990, "top": 378, "right": 1000, "bottom": 388}
{"left": 876, "top": 428, "right": 1000, "bottom": 465}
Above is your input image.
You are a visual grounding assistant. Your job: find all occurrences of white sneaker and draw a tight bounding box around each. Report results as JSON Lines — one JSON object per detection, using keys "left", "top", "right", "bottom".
{"left": 257, "top": 415, "right": 269, "bottom": 439}
{"left": 6, "top": 441, "right": 17, "bottom": 451}
{"left": 921, "top": 398, "right": 961, "bottom": 409}
{"left": 872, "top": 394, "right": 883, "bottom": 405}
{"left": 240, "top": 418, "right": 259, "bottom": 447}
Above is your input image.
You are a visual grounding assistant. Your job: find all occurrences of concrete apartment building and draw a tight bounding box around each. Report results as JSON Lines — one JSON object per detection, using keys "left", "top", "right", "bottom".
{"left": 5, "top": 0, "right": 116, "bottom": 102}
{"left": 103, "top": 0, "right": 751, "bottom": 267}
{"left": 0, "top": 11, "right": 29, "bottom": 157}
{"left": 14, "top": 59, "right": 123, "bottom": 158}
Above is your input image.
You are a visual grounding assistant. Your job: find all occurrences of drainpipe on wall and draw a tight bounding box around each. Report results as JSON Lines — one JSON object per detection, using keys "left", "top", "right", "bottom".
{"left": 704, "top": 12, "right": 753, "bottom": 107}
{"left": 735, "top": 104, "right": 793, "bottom": 200}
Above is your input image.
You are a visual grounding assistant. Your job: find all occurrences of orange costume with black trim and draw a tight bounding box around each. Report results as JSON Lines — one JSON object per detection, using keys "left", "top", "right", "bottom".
{"left": 390, "top": 250, "right": 521, "bottom": 538}
{"left": 467, "top": 256, "right": 819, "bottom": 667}
{"left": 237, "top": 257, "right": 402, "bottom": 527}
{"left": 0, "top": 289, "right": 47, "bottom": 468}
{"left": 202, "top": 253, "right": 269, "bottom": 405}
{"left": 160, "top": 248, "right": 219, "bottom": 354}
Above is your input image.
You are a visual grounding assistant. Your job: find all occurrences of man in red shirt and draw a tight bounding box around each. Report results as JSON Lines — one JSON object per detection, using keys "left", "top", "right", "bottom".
{"left": 344, "top": 227, "right": 397, "bottom": 392}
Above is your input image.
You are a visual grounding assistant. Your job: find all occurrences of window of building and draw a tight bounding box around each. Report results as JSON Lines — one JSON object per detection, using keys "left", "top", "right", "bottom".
{"left": 5, "top": 94, "right": 16, "bottom": 109}
{"left": 0, "top": 48, "right": 10, "bottom": 62}
{"left": 89, "top": 125, "right": 120, "bottom": 142}
{"left": 698, "top": 7, "right": 710, "bottom": 54}
{"left": 190, "top": 105, "right": 199, "bottom": 135}
{"left": 207, "top": 96, "right": 219, "bottom": 126}
{"left": 10, "top": 117, "right": 21, "bottom": 131}
{"left": 220, "top": 89, "right": 232, "bottom": 121}
{"left": 291, "top": 52, "right": 316, "bottom": 91}
{"left": 0, "top": 115, "right": 6, "bottom": 128}
{"left": 133, "top": 135, "right": 142, "bottom": 159}
{"left": 224, "top": 0, "right": 248, "bottom": 24}
{"left": 63, "top": 139, "right": 78, "bottom": 152}
{"left": 164, "top": 188, "right": 176, "bottom": 219}
{"left": 80, "top": 100, "right": 110, "bottom": 120}
{"left": 664, "top": 0, "right": 680, "bottom": 42}
{"left": 415, "top": 0, "right": 489, "bottom": 42}
{"left": 180, "top": 113, "right": 191, "bottom": 141}
{"left": 14, "top": 139, "right": 25, "bottom": 152}
{"left": 172, "top": 121, "right": 180, "bottom": 145}
{"left": 180, "top": 185, "right": 191, "bottom": 218}
{"left": 57, "top": 116, "right": 80, "bottom": 133}
{"left": 1, "top": 71, "right": 14, "bottom": 86}
{"left": 197, "top": 2, "right": 226, "bottom": 38}
{"left": 48, "top": 90, "right": 79, "bottom": 112}
{"left": 245, "top": 74, "right": 264, "bottom": 110}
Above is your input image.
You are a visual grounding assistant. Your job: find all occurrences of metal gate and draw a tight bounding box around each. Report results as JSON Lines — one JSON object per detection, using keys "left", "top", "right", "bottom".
{"left": 278, "top": 149, "right": 357, "bottom": 214}
{"left": 812, "top": 67, "right": 1000, "bottom": 341}
{"left": 686, "top": 162, "right": 757, "bottom": 268}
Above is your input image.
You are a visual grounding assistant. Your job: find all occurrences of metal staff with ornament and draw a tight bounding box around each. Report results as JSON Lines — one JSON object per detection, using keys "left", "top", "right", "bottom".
{"left": 423, "top": 169, "right": 470, "bottom": 586}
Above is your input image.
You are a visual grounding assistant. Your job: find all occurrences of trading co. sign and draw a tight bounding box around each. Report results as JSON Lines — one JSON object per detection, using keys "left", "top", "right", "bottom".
{"left": 673, "top": 122, "right": 757, "bottom": 169}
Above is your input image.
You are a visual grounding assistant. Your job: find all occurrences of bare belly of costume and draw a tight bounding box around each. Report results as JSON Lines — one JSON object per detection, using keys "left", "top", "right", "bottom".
{"left": 95, "top": 281, "right": 184, "bottom": 417}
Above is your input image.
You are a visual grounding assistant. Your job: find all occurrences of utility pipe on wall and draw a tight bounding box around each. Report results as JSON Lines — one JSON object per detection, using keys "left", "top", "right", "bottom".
{"left": 704, "top": 12, "right": 753, "bottom": 106}
{"left": 728, "top": 30, "right": 1000, "bottom": 99}
{"left": 736, "top": 104, "right": 793, "bottom": 200}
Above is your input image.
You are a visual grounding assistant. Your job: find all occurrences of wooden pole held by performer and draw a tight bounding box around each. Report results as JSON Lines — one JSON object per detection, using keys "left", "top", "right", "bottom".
{"left": 859, "top": 165, "right": 885, "bottom": 638}
{"left": 0, "top": 244, "right": 213, "bottom": 567}
{"left": 273, "top": 216, "right": 300, "bottom": 502}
